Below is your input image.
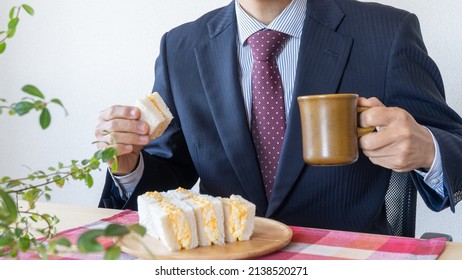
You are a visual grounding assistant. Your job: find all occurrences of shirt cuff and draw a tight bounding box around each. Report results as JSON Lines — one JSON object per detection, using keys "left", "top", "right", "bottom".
{"left": 110, "top": 155, "right": 144, "bottom": 199}
{"left": 414, "top": 127, "right": 445, "bottom": 198}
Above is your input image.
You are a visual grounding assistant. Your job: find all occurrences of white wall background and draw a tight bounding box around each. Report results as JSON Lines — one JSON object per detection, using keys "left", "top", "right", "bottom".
{"left": 1, "top": 0, "right": 461, "bottom": 241}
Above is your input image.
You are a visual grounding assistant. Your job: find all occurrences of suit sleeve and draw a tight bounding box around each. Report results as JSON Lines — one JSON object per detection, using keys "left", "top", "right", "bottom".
{"left": 384, "top": 13, "right": 462, "bottom": 212}
{"left": 98, "top": 33, "right": 199, "bottom": 210}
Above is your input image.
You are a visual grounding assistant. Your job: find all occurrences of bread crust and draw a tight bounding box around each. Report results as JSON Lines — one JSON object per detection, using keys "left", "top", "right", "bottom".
{"left": 134, "top": 92, "right": 173, "bottom": 139}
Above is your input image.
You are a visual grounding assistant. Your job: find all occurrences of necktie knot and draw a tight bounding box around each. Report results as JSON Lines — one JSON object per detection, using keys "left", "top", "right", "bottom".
{"left": 247, "top": 29, "right": 289, "bottom": 61}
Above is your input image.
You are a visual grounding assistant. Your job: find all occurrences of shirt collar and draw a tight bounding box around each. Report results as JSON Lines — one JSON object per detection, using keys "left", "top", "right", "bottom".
{"left": 235, "top": 0, "right": 307, "bottom": 46}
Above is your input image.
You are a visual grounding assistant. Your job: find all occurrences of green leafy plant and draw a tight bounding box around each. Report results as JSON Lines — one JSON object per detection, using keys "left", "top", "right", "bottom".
{"left": 0, "top": 95, "right": 136, "bottom": 259}
{"left": 0, "top": 5, "right": 63, "bottom": 129}
{"left": 0, "top": 85, "right": 67, "bottom": 129}
{"left": 0, "top": 3, "right": 145, "bottom": 260}
{"left": 0, "top": 4, "right": 34, "bottom": 54}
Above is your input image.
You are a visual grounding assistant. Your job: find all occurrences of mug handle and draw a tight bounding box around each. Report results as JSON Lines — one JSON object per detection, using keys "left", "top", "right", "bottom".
{"left": 357, "top": 106, "right": 376, "bottom": 137}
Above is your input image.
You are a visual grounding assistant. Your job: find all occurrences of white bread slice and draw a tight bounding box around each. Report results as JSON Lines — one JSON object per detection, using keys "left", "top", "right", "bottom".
{"left": 134, "top": 92, "right": 173, "bottom": 139}
{"left": 137, "top": 194, "right": 160, "bottom": 239}
{"left": 168, "top": 188, "right": 225, "bottom": 247}
{"left": 219, "top": 195, "right": 256, "bottom": 243}
{"left": 137, "top": 191, "right": 198, "bottom": 251}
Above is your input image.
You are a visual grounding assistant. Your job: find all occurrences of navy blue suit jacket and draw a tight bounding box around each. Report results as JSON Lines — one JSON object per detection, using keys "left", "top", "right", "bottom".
{"left": 99, "top": 0, "right": 462, "bottom": 234}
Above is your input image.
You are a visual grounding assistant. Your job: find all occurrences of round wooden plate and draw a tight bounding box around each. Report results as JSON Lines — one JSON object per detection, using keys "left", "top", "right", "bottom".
{"left": 117, "top": 217, "right": 292, "bottom": 260}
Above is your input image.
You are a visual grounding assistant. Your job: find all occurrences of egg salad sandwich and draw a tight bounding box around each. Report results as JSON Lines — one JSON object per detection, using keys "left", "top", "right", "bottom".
{"left": 138, "top": 188, "right": 256, "bottom": 251}
{"left": 134, "top": 92, "right": 173, "bottom": 139}
{"left": 219, "top": 195, "right": 256, "bottom": 243}
{"left": 168, "top": 188, "right": 225, "bottom": 247}
{"left": 137, "top": 191, "right": 198, "bottom": 251}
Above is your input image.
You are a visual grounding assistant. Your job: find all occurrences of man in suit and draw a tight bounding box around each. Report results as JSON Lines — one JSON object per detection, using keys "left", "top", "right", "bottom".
{"left": 95, "top": 0, "right": 462, "bottom": 235}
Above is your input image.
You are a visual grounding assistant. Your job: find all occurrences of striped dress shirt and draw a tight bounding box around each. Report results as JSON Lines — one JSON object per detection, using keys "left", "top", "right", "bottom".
{"left": 235, "top": 0, "right": 306, "bottom": 124}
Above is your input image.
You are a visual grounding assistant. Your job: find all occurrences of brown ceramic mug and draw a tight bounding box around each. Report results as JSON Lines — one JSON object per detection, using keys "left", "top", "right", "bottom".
{"left": 297, "top": 93, "right": 375, "bottom": 166}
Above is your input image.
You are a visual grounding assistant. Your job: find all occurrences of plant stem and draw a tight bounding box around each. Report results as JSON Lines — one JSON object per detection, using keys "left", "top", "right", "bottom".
{"left": 4, "top": 171, "right": 69, "bottom": 188}
{"left": 18, "top": 209, "right": 55, "bottom": 241}
{"left": 1, "top": 159, "right": 94, "bottom": 194}
{"left": 0, "top": 6, "right": 22, "bottom": 44}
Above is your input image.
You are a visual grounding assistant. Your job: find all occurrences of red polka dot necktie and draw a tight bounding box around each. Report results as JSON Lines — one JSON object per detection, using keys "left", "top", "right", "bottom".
{"left": 247, "top": 29, "right": 289, "bottom": 200}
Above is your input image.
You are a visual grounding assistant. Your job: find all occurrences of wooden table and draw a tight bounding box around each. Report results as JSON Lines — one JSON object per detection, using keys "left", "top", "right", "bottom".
{"left": 27, "top": 201, "right": 462, "bottom": 260}
{"left": 439, "top": 238, "right": 462, "bottom": 260}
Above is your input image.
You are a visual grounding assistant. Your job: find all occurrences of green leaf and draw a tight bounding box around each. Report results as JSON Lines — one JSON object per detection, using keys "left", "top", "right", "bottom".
{"left": 8, "top": 18, "right": 19, "bottom": 30}
{"left": 0, "top": 188, "right": 18, "bottom": 224}
{"left": 52, "top": 237, "right": 72, "bottom": 248}
{"left": 0, "top": 237, "right": 15, "bottom": 247}
{"left": 19, "top": 236, "right": 31, "bottom": 252}
{"left": 111, "top": 158, "right": 118, "bottom": 174}
{"left": 7, "top": 27, "right": 16, "bottom": 38}
{"left": 53, "top": 175, "right": 65, "bottom": 188}
{"left": 1, "top": 176, "right": 10, "bottom": 183}
{"left": 0, "top": 42, "right": 6, "bottom": 54}
{"left": 30, "top": 214, "right": 39, "bottom": 222}
{"left": 23, "top": 188, "right": 41, "bottom": 201}
{"left": 34, "top": 170, "right": 47, "bottom": 179}
{"left": 40, "top": 108, "right": 51, "bottom": 129}
{"left": 23, "top": 189, "right": 40, "bottom": 209}
{"left": 93, "top": 150, "right": 104, "bottom": 160}
{"left": 77, "top": 229, "right": 104, "bottom": 253}
{"left": 89, "top": 157, "right": 101, "bottom": 170}
{"left": 104, "top": 245, "right": 121, "bottom": 260}
{"left": 50, "top": 98, "right": 68, "bottom": 116}
{"left": 9, "top": 7, "right": 16, "bottom": 19}
{"left": 14, "top": 228, "right": 23, "bottom": 237}
{"left": 12, "top": 101, "right": 34, "bottom": 116}
{"left": 84, "top": 173, "right": 94, "bottom": 188}
{"left": 22, "top": 84, "right": 45, "bottom": 99}
{"left": 34, "top": 100, "right": 46, "bottom": 110}
{"left": 6, "top": 180, "right": 21, "bottom": 189}
{"left": 102, "top": 147, "right": 117, "bottom": 162}
{"left": 104, "top": 224, "right": 130, "bottom": 237}
{"left": 37, "top": 243, "right": 47, "bottom": 259}
{"left": 21, "top": 4, "right": 35, "bottom": 16}
{"left": 128, "top": 224, "right": 147, "bottom": 237}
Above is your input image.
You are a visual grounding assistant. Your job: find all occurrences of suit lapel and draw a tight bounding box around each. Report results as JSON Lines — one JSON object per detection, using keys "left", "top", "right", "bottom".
{"left": 194, "top": 3, "right": 268, "bottom": 214}
{"left": 267, "top": 0, "right": 354, "bottom": 216}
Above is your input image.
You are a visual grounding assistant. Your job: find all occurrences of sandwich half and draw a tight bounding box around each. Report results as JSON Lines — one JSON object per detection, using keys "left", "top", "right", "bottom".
{"left": 219, "top": 195, "right": 256, "bottom": 243}
{"left": 168, "top": 187, "right": 225, "bottom": 247}
{"left": 134, "top": 92, "right": 173, "bottom": 139}
{"left": 137, "top": 191, "right": 198, "bottom": 251}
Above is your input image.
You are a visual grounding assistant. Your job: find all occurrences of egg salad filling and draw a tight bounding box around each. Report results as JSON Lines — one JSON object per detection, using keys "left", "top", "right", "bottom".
{"left": 147, "top": 94, "right": 163, "bottom": 116}
{"left": 145, "top": 191, "right": 192, "bottom": 249}
{"left": 225, "top": 195, "right": 248, "bottom": 240}
{"left": 175, "top": 188, "right": 218, "bottom": 243}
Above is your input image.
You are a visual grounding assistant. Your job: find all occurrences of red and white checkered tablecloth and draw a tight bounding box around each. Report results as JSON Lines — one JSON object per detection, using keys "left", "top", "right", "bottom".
{"left": 4, "top": 210, "right": 446, "bottom": 260}
{"left": 260, "top": 226, "right": 446, "bottom": 260}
